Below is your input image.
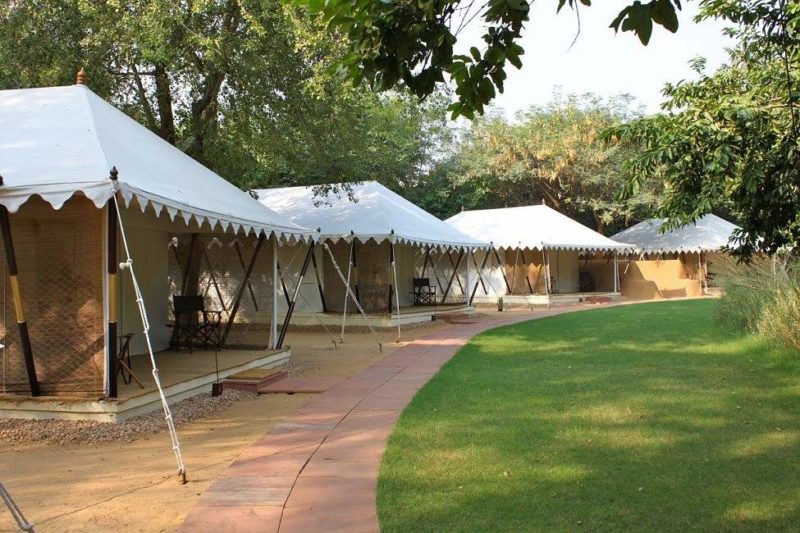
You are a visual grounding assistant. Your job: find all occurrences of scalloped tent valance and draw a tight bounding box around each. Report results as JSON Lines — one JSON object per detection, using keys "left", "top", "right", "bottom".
{"left": 253, "top": 181, "right": 489, "bottom": 250}
{"left": 610, "top": 214, "right": 740, "bottom": 254}
{"left": 0, "top": 84, "right": 313, "bottom": 243}
{"left": 445, "top": 205, "right": 633, "bottom": 253}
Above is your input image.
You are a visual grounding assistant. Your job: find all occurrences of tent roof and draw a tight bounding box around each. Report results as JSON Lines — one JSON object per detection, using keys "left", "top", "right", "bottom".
{"left": 0, "top": 84, "right": 311, "bottom": 241}
{"left": 445, "top": 204, "right": 632, "bottom": 252}
{"left": 253, "top": 181, "right": 488, "bottom": 249}
{"left": 610, "top": 214, "right": 740, "bottom": 254}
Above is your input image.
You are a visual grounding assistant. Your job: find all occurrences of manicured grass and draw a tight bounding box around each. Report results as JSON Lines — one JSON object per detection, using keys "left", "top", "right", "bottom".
{"left": 377, "top": 300, "right": 800, "bottom": 531}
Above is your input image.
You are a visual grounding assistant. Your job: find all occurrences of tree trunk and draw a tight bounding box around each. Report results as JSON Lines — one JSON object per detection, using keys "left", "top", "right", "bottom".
{"left": 153, "top": 64, "right": 177, "bottom": 145}
{"left": 594, "top": 212, "right": 605, "bottom": 235}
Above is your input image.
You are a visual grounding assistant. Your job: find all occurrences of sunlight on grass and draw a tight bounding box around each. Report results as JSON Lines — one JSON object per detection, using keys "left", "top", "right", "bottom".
{"left": 378, "top": 300, "right": 800, "bottom": 531}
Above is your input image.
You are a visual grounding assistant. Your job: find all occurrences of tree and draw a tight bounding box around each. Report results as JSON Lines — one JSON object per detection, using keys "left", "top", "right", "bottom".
{"left": 0, "top": 0, "right": 450, "bottom": 192}
{"left": 420, "top": 93, "right": 659, "bottom": 231}
{"left": 307, "top": 0, "right": 682, "bottom": 119}
{"left": 607, "top": 0, "right": 799, "bottom": 257}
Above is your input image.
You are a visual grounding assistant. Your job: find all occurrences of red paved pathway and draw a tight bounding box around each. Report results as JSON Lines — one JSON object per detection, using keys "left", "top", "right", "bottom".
{"left": 180, "top": 307, "right": 588, "bottom": 532}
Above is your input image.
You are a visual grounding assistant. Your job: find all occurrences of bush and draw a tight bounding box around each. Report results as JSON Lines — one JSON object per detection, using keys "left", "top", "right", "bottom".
{"left": 714, "top": 255, "right": 777, "bottom": 332}
{"left": 715, "top": 253, "right": 800, "bottom": 353}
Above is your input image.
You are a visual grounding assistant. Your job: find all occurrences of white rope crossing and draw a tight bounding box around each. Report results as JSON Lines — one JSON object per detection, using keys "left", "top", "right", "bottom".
{"left": 113, "top": 195, "right": 186, "bottom": 483}
{"left": 322, "top": 243, "right": 383, "bottom": 352}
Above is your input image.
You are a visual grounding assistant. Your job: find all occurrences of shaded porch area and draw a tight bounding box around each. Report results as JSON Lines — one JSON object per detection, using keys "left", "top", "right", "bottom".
{"left": 0, "top": 346, "right": 289, "bottom": 422}
{"left": 290, "top": 303, "right": 476, "bottom": 328}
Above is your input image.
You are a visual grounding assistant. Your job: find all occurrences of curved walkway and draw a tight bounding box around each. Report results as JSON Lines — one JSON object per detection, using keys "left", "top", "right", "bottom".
{"left": 180, "top": 306, "right": 590, "bottom": 532}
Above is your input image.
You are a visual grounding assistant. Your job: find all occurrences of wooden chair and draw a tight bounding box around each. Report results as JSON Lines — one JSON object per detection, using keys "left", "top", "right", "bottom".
{"left": 410, "top": 278, "right": 437, "bottom": 305}
{"left": 116, "top": 333, "right": 144, "bottom": 388}
{"left": 172, "top": 295, "right": 223, "bottom": 352}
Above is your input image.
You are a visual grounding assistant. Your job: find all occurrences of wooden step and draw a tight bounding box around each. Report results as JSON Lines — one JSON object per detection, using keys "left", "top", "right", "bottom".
{"left": 222, "top": 368, "right": 288, "bottom": 393}
{"left": 436, "top": 313, "right": 479, "bottom": 324}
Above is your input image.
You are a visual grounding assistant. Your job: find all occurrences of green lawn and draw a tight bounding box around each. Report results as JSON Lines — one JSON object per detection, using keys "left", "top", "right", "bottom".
{"left": 377, "top": 300, "right": 800, "bottom": 531}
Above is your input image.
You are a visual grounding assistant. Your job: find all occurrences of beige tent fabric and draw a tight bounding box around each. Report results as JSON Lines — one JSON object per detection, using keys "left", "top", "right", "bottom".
{"left": 0, "top": 196, "right": 104, "bottom": 396}
{"left": 619, "top": 253, "right": 704, "bottom": 300}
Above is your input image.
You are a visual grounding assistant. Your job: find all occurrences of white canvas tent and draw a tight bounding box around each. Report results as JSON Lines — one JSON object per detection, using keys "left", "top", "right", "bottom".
{"left": 0, "top": 82, "right": 314, "bottom": 402}
{"left": 446, "top": 205, "right": 632, "bottom": 305}
{"left": 254, "top": 181, "right": 489, "bottom": 335}
{"left": 610, "top": 214, "right": 740, "bottom": 254}
{"left": 610, "top": 214, "right": 740, "bottom": 299}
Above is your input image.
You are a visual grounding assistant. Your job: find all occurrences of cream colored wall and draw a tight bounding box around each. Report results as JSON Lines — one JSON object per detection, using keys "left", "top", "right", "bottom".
{"left": 620, "top": 253, "right": 703, "bottom": 300}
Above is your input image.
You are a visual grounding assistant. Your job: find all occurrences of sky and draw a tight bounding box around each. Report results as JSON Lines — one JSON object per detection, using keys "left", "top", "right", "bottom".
{"left": 455, "top": 1, "right": 734, "bottom": 118}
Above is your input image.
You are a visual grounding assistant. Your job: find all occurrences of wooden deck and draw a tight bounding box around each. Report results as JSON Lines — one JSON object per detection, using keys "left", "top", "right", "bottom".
{"left": 0, "top": 347, "right": 290, "bottom": 422}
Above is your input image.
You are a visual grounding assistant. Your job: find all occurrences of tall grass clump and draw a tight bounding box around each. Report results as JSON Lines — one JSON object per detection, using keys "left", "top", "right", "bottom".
{"left": 714, "top": 255, "right": 778, "bottom": 332}
{"left": 715, "top": 254, "right": 800, "bottom": 352}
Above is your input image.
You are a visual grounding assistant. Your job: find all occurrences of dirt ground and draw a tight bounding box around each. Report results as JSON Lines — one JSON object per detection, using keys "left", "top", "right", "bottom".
{"left": 0, "top": 323, "right": 447, "bottom": 532}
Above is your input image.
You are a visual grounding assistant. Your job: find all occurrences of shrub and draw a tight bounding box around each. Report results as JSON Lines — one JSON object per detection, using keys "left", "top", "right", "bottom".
{"left": 713, "top": 255, "right": 777, "bottom": 332}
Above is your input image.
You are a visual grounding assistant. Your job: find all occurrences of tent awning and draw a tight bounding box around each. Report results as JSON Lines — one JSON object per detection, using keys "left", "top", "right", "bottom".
{"left": 254, "top": 181, "right": 490, "bottom": 250}
{"left": 445, "top": 205, "right": 633, "bottom": 253}
{"left": 0, "top": 84, "right": 312, "bottom": 242}
{"left": 610, "top": 214, "right": 740, "bottom": 254}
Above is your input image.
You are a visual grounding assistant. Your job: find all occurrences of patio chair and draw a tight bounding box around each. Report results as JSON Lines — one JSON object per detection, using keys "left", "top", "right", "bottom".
{"left": 116, "top": 333, "right": 144, "bottom": 388}
{"left": 410, "top": 278, "right": 437, "bottom": 305}
{"left": 172, "top": 295, "right": 223, "bottom": 352}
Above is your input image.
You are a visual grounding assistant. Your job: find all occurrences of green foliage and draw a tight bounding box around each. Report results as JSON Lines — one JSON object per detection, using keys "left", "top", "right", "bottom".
{"left": 306, "top": 0, "right": 682, "bottom": 118}
{"left": 0, "top": 0, "right": 448, "bottom": 192}
{"left": 715, "top": 253, "right": 800, "bottom": 353}
{"left": 378, "top": 300, "right": 800, "bottom": 530}
{"left": 423, "top": 93, "right": 660, "bottom": 230}
{"left": 608, "top": 0, "right": 800, "bottom": 258}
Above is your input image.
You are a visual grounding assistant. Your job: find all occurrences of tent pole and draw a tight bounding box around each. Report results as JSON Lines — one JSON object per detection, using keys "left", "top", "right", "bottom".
{"left": 202, "top": 242, "right": 228, "bottom": 312}
{"left": 391, "top": 241, "right": 401, "bottom": 341}
{"left": 222, "top": 231, "right": 265, "bottom": 345}
{"left": 613, "top": 251, "right": 619, "bottom": 293}
{"left": 420, "top": 245, "right": 431, "bottom": 278}
{"left": 542, "top": 248, "right": 550, "bottom": 295}
{"left": 470, "top": 250, "right": 488, "bottom": 295}
{"left": 493, "top": 247, "right": 511, "bottom": 293}
{"left": 469, "top": 248, "right": 491, "bottom": 305}
{"left": 0, "top": 206, "right": 39, "bottom": 397}
{"left": 352, "top": 240, "right": 361, "bottom": 303}
{"left": 106, "top": 191, "right": 119, "bottom": 398}
{"left": 275, "top": 260, "right": 291, "bottom": 306}
{"left": 180, "top": 233, "right": 197, "bottom": 295}
{"left": 277, "top": 241, "right": 314, "bottom": 349}
{"left": 447, "top": 251, "right": 466, "bottom": 295}
{"left": 270, "top": 235, "right": 278, "bottom": 349}
{"left": 510, "top": 248, "right": 521, "bottom": 296}
{"left": 519, "top": 249, "right": 534, "bottom": 294}
{"left": 340, "top": 239, "right": 354, "bottom": 343}
{"left": 441, "top": 249, "right": 465, "bottom": 304}
{"left": 311, "top": 247, "right": 327, "bottom": 312}
{"left": 232, "top": 240, "right": 259, "bottom": 310}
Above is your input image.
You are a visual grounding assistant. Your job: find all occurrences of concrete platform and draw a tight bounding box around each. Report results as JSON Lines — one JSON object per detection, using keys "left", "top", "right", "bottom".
{"left": 0, "top": 348, "right": 290, "bottom": 422}
{"left": 473, "top": 291, "right": 622, "bottom": 308}
{"left": 290, "top": 303, "right": 476, "bottom": 328}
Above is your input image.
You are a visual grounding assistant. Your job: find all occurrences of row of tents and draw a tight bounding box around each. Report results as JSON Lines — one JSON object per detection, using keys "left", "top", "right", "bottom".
{"left": 0, "top": 80, "right": 739, "bottom": 403}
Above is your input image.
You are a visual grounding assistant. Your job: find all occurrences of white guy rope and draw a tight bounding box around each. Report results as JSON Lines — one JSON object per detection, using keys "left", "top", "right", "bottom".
{"left": 391, "top": 242, "right": 401, "bottom": 342}
{"left": 113, "top": 195, "right": 186, "bottom": 482}
{"left": 340, "top": 241, "right": 354, "bottom": 343}
{"left": 322, "top": 243, "right": 383, "bottom": 352}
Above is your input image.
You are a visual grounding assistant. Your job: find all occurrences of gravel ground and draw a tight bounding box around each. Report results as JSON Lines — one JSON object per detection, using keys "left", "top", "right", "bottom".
{"left": 284, "top": 358, "right": 319, "bottom": 376}
{"left": 0, "top": 389, "right": 258, "bottom": 446}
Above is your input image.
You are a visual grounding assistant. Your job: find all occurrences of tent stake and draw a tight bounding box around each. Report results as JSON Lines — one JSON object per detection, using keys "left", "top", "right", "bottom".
{"left": 277, "top": 242, "right": 314, "bottom": 349}
{"left": 0, "top": 205, "right": 39, "bottom": 397}
{"left": 222, "top": 232, "right": 265, "bottom": 345}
